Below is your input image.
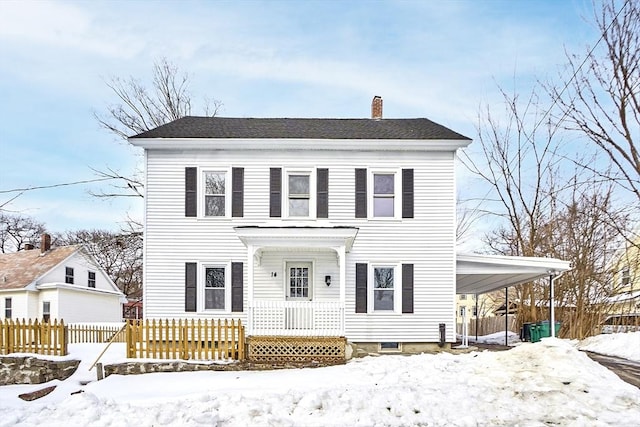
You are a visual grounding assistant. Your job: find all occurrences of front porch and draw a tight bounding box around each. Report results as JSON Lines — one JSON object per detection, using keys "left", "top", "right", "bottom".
{"left": 249, "top": 300, "right": 344, "bottom": 336}
{"left": 236, "top": 225, "right": 357, "bottom": 338}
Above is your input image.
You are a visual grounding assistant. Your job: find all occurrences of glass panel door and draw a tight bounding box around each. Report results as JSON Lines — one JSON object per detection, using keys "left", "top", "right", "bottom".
{"left": 287, "top": 262, "right": 312, "bottom": 300}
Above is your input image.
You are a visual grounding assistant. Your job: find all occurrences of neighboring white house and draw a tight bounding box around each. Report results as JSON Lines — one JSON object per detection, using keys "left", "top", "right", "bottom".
{"left": 129, "top": 97, "right": 570, "bottom": 353}
{"left": 0, "top": 234, "right": 125, "bottom": 323}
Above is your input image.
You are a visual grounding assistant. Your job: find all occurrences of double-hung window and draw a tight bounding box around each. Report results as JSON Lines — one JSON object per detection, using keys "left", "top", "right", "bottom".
{"left": 204, "top": 266, "right": 226, "bottom": 310}
{"left": 621, "top": 266, "right": 631, "bottom": 287}
{"left": 65, "top": 267, "right": 74, "bottom": 284}
{"left": 373, "top": 266, "right": 395, "bottom": 311}
{"left": 204, "top": 171, "right": 227, "bottom": 217}
{"left": 288, "top": 174, "right": 310, "bottom": 217}
{"left": 4, "top": 298, "right": 11, "bottom": 319}
{"left": 43, "top": 301, "right": 51, "bottom": 322}
{"left": 88, "top": 271, "right": 96, "bottom": 288}
{"left": 373, "top": 173, "right": 395, "bottom": 217}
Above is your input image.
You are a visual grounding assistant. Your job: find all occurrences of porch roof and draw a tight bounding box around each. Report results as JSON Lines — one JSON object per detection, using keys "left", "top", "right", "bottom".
{"left": 456, "top": 253, "right": 571, "bottom": 295}
{"left": 234, "top": 226, "right": 359, "bottom": 252}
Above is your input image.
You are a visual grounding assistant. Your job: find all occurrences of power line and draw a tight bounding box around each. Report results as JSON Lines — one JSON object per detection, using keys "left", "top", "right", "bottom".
{"left": 0, "top": 177, "right": 116, "bottom": 194}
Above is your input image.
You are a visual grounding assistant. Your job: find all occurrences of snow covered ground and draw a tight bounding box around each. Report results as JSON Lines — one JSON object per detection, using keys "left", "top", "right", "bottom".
{"left": 1, "top": 333, "right": 639, "bottom": 426}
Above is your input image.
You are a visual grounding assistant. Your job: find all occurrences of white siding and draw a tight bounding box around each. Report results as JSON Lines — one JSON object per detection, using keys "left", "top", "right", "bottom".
{"left": 38, "top": 252, "right": 116, "bottom": 292}
{"left": 143, "top": 148, "right": 457, "bottom": 342}
{"left": 53, "top": 288, "right": 122, "bottom": 323}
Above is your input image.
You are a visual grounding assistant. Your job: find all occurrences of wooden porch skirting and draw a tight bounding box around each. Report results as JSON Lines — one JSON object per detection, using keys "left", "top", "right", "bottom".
{"left": 247, "top": 336, "right": 346, "bottom": 364}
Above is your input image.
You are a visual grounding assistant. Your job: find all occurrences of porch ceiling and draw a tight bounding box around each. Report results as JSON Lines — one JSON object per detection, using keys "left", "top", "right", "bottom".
{"left": 234, "top": 226, "right": 359, "bottom": 252}
{"left": 456, "top": 253, "right": 571, "bottom": 295}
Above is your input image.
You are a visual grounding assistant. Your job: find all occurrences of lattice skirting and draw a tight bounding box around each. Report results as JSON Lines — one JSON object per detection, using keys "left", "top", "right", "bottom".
{"left": 247, "top": 336, "right": 346, "bottom": 363}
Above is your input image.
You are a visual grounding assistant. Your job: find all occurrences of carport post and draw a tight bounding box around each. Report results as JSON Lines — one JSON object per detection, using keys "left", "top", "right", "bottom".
{"left": 475, "top": 293, "right": 479, "bottom": 342}
{"left": 550, "top": 274, "right": 555, "bottom": 338}
{"left": 505, "top": 287, "right": 508, "bottom": 346}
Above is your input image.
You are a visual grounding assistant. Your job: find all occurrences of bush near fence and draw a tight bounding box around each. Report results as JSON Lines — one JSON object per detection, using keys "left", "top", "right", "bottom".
{"left": 67, "top": 323, "right": 126, "bottom": 344}
{"left": 126, "top": 318, "right": 245, "bottom": 361}
{"left": 0, "top": 319, "right": 68, "bottom": 356}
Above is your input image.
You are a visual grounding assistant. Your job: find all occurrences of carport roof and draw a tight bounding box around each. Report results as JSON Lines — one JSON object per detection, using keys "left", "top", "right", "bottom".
{"left": 456, "top": 253, "right": 571, "bottom": 295}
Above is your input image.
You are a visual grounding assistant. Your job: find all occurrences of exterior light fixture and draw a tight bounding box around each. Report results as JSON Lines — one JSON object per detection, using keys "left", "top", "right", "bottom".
{"left": 325, "top": 275, "right": 331, "bottom": 286}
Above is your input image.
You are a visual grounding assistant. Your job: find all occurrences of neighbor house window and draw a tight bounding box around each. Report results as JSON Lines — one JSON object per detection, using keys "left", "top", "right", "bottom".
{"left": 204, "top": 267, "right": 226, "bottom": 310}
{"left": 621, "top": 266, "right": 631, "bottom": 287}
{"left": 43, "top": 301, "right": 50, "bottom": 322}
{"left": 204, "top": 171, "right": 226, "bottom": 217}
{"left": 5, "top": 298, "right": 11, "bottom": 319}
{"left": 373, "top": 266, "right": 395, "bottom": 311}
{"left": 373, "top": 173, "right": 395, "bottom": 217}
{"left": 88, "top": 271, "right": 96, "bottom": 288}
{"left": 65, "top": 267, "right": 74, "bottom": 284}
{"left": 287, "top": 173, "right": 311, "bottom": 217}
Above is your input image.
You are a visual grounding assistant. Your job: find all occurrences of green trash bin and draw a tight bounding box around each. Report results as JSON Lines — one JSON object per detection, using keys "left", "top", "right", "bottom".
{"left": 538, "top": 321, "right": 551, "bottom": 338}
{"left": 554, "top": 321, "right": 561, "bottom": 337}
{"left": 530, "top": 324, "right": 540, "bottom": 343}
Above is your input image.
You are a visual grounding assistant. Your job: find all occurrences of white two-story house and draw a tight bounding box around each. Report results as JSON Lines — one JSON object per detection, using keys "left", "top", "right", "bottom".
{"left": 130, "top": 97, "right": 570, "bottom": 356}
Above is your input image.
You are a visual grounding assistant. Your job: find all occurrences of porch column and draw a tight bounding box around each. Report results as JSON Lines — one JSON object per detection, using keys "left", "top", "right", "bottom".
{"left": 247, "top": 244, "right": 255, "bottom": 334}
{"left": 338, "top": 245, "right": 346, "bottom": 334}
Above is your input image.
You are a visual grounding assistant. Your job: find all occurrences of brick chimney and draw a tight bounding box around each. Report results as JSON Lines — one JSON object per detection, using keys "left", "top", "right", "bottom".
{"left": 371, "top": 96, "right": 383, "bottom": 120}
{"left": 41, "top": 233, "right": 51, "bottom": 253}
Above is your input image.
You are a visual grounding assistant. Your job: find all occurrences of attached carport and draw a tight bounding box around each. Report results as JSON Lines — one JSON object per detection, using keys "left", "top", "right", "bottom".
{"left": 456, "top": 253, "right": 572, "bottom": 343}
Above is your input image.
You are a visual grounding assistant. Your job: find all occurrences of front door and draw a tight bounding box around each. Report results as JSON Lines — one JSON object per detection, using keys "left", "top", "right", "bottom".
{"left": 286, "top": 262, "right": 312, "bottom": 300}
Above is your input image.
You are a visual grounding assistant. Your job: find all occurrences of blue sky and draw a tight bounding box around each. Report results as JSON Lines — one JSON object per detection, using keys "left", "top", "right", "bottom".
{"left": 0, "top": 0, "right": 598, "bottom": 234}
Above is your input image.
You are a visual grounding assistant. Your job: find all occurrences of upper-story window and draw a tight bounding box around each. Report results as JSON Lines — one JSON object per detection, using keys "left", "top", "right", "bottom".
{"left": 356, "top": 168, "right": 411, "bottom": 219}
{"left": 88, "top": 271, "right": 96, "bottom": 288}
{"left": 65, "top": 267, "right": 74, "bottom": 284}
{"left": 621, "top": 266, "right": 631, "bottom": 287}
{"left": 204, "top": 171, "right": 227, "bottom": 217}
{"left": 288, "top": 173, "right": 311, "bottom": 217}
{"left": 373, "top": 173, "right": 395, "bottom": 217}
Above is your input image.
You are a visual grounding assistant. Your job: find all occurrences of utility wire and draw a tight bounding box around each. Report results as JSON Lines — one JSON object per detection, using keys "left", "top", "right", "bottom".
{"left": 0, "top": 177, "right": 116, "bottom": 194}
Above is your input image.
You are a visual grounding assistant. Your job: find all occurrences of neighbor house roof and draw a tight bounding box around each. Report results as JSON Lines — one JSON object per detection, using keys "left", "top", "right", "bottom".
{"left": 0, "top": 246, "right": 80, "bottom": 290}
{"left": 130, "top": 116, "right": 472, "bottom": 141}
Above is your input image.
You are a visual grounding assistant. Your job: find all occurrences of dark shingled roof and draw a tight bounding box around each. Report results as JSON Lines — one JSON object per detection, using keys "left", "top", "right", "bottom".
{"left": 130, "top": 116, "right": 471, "bottom": 140}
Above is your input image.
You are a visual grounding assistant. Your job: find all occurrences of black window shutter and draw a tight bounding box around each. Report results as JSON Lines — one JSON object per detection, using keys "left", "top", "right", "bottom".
{"left": 355, "top": 263, "right": 368, "bottom": 313}
{"left": 270, "top": 168, "right": 282, "bottom": 217}
{"left": 402, "top": 169, "right": 414, "bottom": 219}
{"left": 317, "top": 168, "right": 329, "bottom": 218}
{"left": 185, "top": 167, "right": 197, "bottom": 217}
{"left": 231, "top": 262, "right": 244, "bottom": 312}
{"left": 355, "top": 168, "right": 367, "bottom": 218}
{"left": 232, "top": 167, "right": 244, "bottom": 217}
{"left": 402, "top": 263, "right": 414, "bottom": 314}
{"left": 185, "top": 262, "right": 197, "bottom": 312}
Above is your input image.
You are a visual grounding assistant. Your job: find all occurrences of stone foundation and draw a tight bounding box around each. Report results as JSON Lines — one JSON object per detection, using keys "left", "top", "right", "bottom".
{"left": 103, "top": 360, "right": 343, "bottom": 378}
{"left": 0, "top": 356, "right": 80, "bottom": 385}
{"left": 352, "top": 342, "right": 453, "bottom": 357}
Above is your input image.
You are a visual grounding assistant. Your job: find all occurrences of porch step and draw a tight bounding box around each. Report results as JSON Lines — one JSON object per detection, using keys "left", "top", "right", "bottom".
{"left": 248, "top": 336, "right": 346, "bottom": 364}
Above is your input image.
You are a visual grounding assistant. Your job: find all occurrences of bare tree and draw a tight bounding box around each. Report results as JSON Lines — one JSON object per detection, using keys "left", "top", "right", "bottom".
{"left": 551, "top": 0, "right": 640, "bottom": 201}
{"left": 0, "top": 213, "right": 47, "bottom": 253}
{"left": 54, "top": 229, "right": 143, "bottom": 298}
{"left": 94, "top": 58, "right": 222, "bottom": 199}
{"left": 460, "top": 84, "right": 562, "bottom": 322}
{"left": 461, "top": 81, "right": 632, "bottom": 338}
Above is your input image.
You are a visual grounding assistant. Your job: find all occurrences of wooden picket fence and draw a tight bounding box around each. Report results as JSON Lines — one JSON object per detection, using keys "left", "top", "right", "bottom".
{"left": 457, "top": 315, "right": 518, "bottom": 336}
{"left": 67, "top": 323, "right": 126, "bottom": 343}
{"left": 126, "top": 319, "right": 245, "bottom": 361}
{"left": 0, "top": 318, "right": 68, "bottom": 356}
